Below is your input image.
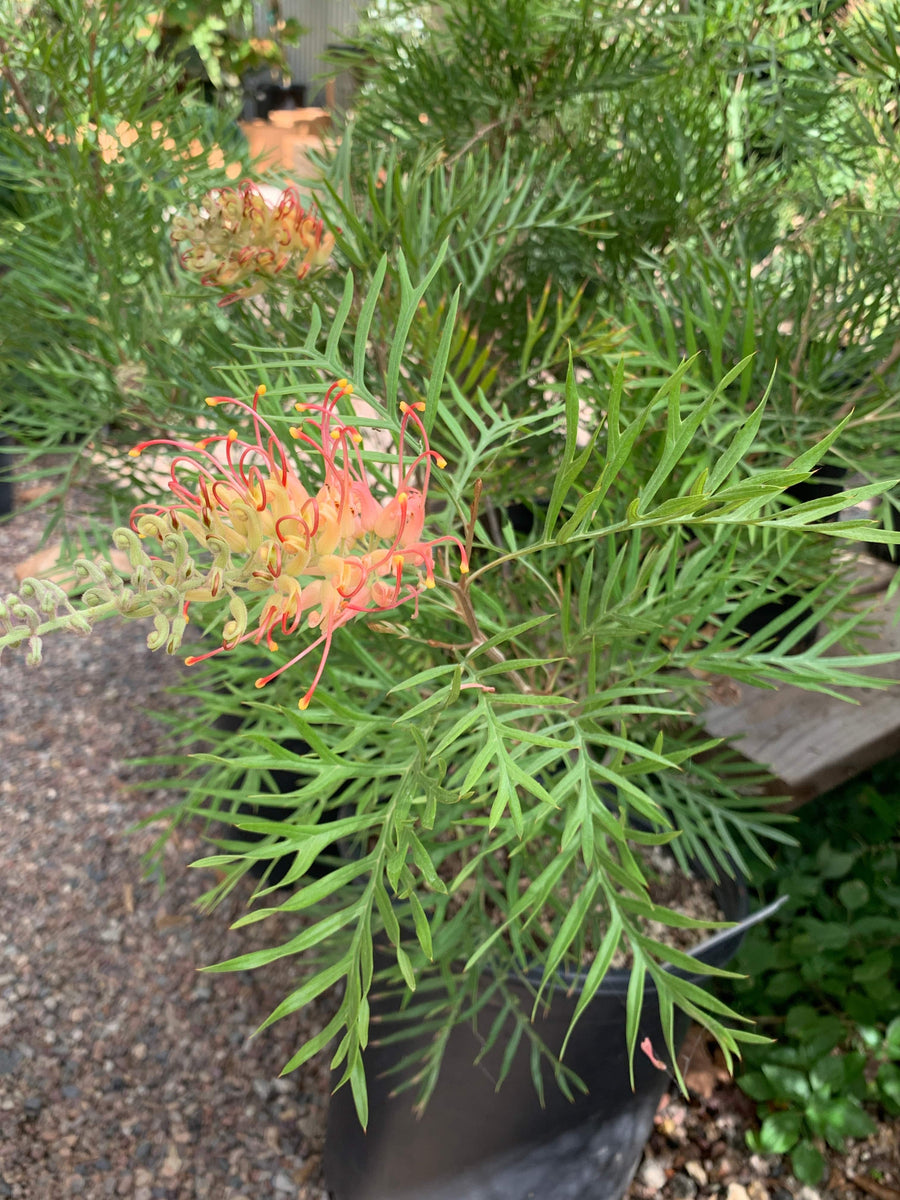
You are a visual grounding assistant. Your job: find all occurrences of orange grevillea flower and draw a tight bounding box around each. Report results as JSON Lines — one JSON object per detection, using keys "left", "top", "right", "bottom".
{"left": 128, "top": 381, "right": 467, "bottom": 709}
{"left": 170, "top": 181, "right": 334, "bottom": 305}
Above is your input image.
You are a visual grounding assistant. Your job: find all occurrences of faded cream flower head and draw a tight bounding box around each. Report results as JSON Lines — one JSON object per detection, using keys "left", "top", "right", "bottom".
{"left": 171, "top": 181, "right": 334, "bottom": 305}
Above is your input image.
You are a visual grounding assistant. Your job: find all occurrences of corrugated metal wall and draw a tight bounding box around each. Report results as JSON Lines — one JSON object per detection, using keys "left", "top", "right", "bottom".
{"left": 255, "top": 1, "right": 364, "bottom": 98}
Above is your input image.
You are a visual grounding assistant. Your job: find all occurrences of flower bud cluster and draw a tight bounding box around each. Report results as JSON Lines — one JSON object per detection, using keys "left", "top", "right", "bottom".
{"left": 0, "top": 531, "right": 206, "bottom": 666}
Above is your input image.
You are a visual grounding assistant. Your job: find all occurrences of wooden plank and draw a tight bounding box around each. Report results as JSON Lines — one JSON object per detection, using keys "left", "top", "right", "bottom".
{"left": 701, "top": 566, "right": 900, "bottom": 806}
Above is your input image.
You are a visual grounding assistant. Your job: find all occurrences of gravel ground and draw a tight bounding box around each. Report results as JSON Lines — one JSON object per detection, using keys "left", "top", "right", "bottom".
{"left": 2, "top": 493, "right": 898, "bottom": 1200}
{"left": 0, "top": 497, "right": 333, "bottom": 1200}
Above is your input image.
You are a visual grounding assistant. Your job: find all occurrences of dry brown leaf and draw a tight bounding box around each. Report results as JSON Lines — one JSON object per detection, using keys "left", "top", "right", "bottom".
{"left": 14, "top": 543, "right": 66, "bottom": 581}
{"left": 679, "top": 1025, "right": 730, "bottom": 1100}
{"left": 14, "top": 542, "right": 131, "bottom": 588}
{"left": 154, "top": 912, "right": 191, "bottom": 931}
{"left": 16, "top": 482, "right": 52, "bottom": 503}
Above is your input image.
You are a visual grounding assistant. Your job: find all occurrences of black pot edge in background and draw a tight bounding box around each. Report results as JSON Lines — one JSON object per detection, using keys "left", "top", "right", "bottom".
{"left": 798, "top": 465, "right": 899, "bottom": 564}
{"left": 244, "top": 81, "right": 308, "bottom": 121}
{"left": 0, "top": 435, "right": 13, "bottom": 516}
{"left": 324, "top": 879, "right": 771, "bottom": 1200}
{"left": 210, "top": 708, "right": 320, "bottom": 887}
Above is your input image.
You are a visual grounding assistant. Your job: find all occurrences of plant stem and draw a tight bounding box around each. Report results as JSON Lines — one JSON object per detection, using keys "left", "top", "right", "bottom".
{"left": 0, "top": 595, "right": 119, "bottom": 657}
{"left": 0, "top": 37, "right": 43, "bottom": 134}
{"left": 449, "top": 581, "right": 532, "bottom": 696}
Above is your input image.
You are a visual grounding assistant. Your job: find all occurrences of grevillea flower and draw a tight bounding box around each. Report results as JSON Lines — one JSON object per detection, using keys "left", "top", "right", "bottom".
{"left": 128, "top": 381, "right": 467, "bottom": 709}
{"left": 170, "top": 181, "right": 334, "bottom": 305}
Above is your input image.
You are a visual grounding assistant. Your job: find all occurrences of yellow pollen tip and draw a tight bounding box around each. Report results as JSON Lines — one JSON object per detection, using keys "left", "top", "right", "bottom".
{"left": 254, "top": 678, "right": 267, "bottom": 689}
{"left": 193, "top": 440, "right": 206, "bottom": 450}
{"left": 413, "top": 402, "right": 426, "bottom": 412}
{"left": 396, "top": 491, "right": 408, "bottom": 504}
{"left": 298, "top": 697, "right": 310, "bottom": 710}
{"left": 425, "top": 578, "right": 435, "bottom": 589}
{"left": 228, "top": 429, "right": 238, "bottom": 441}
{"left": 337, "top": 378, "right": 349, "bottom": 389}
{"left": 269, "top": 641, "right": 278, "bottom": 652}
{"left": 435, "top": 456, "right": 447, "bottom": 469}
{"left": 393, "top": 554, "right": 405, "bottom": 569}
{"left": 352, "top": 432, "right": 363, "bottom": 445}
{"left": 330, "top": 429, "right": 341, "bottom": 440}
{"left": 128, "top": 448, "right": 141, "bottom": 457}
{"left": 184, "top": 656, "right": 199, "bottom": 665}
{"left": 204, "top": 397, "right": 219, "bottom": 406}
{"left": 288, "top": 427, "right": 301, "bottom": 439}
{"left": 256, "top": 384, "right": 267, "bottom": 396}
{"left": 399, "top": 402, "right": 410, "bottom": 414}
{"left": 460, "top": 562, "right": 470, "bottom": 574}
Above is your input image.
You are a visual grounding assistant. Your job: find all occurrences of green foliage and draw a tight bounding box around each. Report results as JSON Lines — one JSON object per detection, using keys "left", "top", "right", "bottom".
{"left": 729, "top": 773, "right": 900, "bottom": 1183}
{"left": 338, "top": 0, "right": 900, "bottom": 486}
{"left": 7, "top": 0, "right": 900, "bottom": 1138}
{"left": 150, "top": 1, "right": 305, "bottom": 92}
{"left": 0, "top": 0, "right": 254, "bottom": 532}
{"left": 105, "top": 279, "right": 900, "bottom": 1127}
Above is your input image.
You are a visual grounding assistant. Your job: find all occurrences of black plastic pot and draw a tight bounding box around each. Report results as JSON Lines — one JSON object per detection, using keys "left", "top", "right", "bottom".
{"left": 715, "top": 467, "right": 851, "bottom": 653}
{"left": 855, "top": 494, "right": 900, "bottom": 564}
{"left": 0, "top": 436, "right": 13, "bottom": 516}
{"left": 785, "top": 467, "right": 848, "bottom": 510}
{"left": 324, "top": 877, "right": 761, "bottom": 1200}
{"left": 829, "top": 467, "right": 900, "bottom": 564}
{"left": 252, "top": 82, "right": 307, "bottom": 119}
{"left": 728, "top": 587, "right": 820, "bottom": 653}
{"left": 212, "top": 710, "right": 322, "bottom": 887}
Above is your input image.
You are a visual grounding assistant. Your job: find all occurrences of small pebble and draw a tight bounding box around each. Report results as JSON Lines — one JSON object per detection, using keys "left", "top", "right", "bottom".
{"left": 0, "top": 1050, "right": 22, "bottom": 1076}
{"left": 638, "top": 1157, "right": 668, "bottom": 1191}
{"left": 669, "top": 1173, "right": 697, "bottom": 1199}
{"left": 725, "top": 1185, "right": 751, "bottom": 1200}
{"left": 685, "top": 1161, "right": 708, "bottom": 1186}
{"left": 160, "top": 1144, "right": 182, "bottom": 1178}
